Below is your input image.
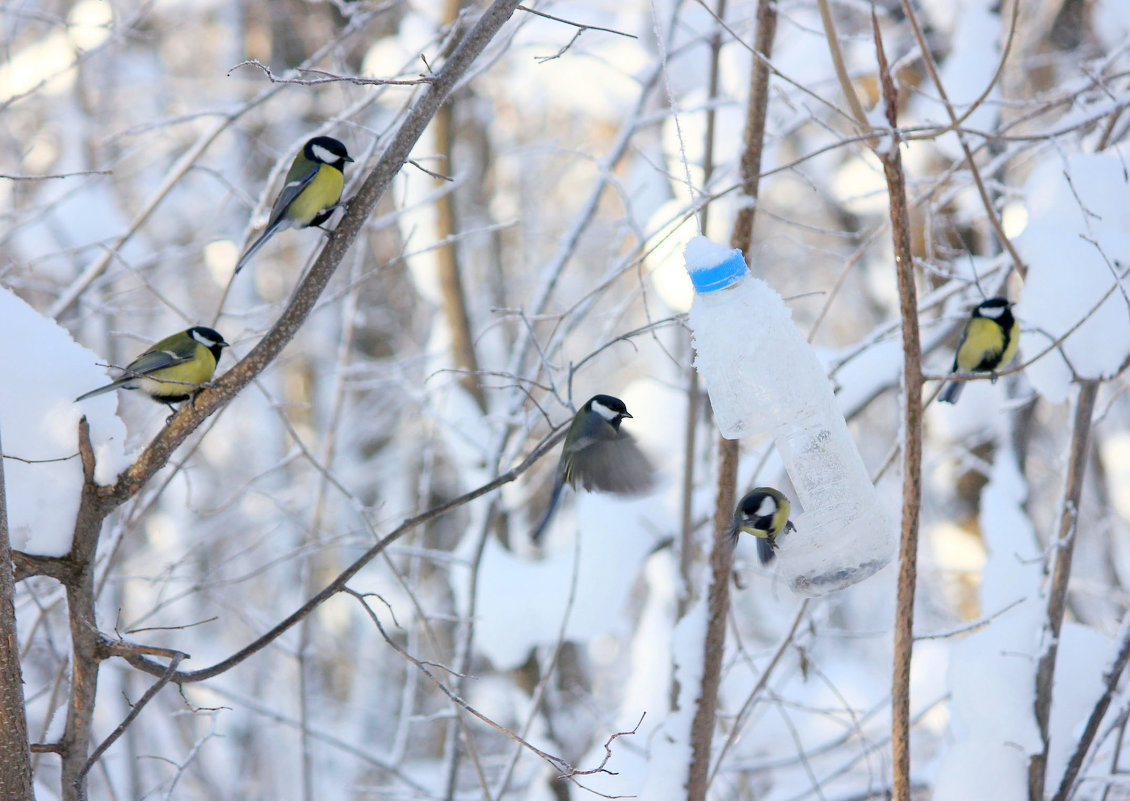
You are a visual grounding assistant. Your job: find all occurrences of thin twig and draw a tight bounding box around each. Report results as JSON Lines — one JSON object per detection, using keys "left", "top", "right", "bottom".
{"left": 519, "top": 3, "right": 638, "bottom": 63}
{"left": 816, "top": 0, "right": 874, "bottom": 142}
{"left": 709, "top": 599, "right": 811, "bottom": 783}
{"left": 228, "top": 59, "right": 434, "bottom": 86}
{"left": 0, "top": 170, "right": 111, "bottom": 181}
{"left": 1, "top": 451, "right": 78, "bottom": 465}
{"left": 76, "top": 653, "right": 185, "bottom": 783}
{"left": 897, "top": 0, "right": 1027, "bottom": 280}
{"left": 517, "top": 5, "right": 637, "bottom": 39}
{"left": 913, "top": 598, "right": 1025, "bottom": 641}
{"left": 348, "top": 589, "right": 582, "bottom": 778}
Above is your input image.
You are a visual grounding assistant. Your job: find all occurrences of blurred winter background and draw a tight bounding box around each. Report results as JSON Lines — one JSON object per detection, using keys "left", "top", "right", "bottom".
{"left": 4, "top": 0, "right": 1130, "bottom": 798}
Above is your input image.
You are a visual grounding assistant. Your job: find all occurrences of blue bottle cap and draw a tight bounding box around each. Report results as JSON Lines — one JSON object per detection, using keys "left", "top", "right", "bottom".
{"left": 686, "top": 248, "right": 748, "bottom": 293}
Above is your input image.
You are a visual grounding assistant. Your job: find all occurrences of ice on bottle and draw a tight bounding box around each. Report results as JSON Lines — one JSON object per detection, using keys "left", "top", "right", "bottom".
{"left": 684, "top": 236, "right": 894, "bottom": 595}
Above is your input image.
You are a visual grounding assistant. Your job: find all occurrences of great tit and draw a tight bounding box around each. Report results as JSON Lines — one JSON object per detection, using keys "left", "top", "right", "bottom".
{"left": 75, "top": 326, "right": 229, "bottom": 412}
{"left": 730, "top": 487, "right": 796, "bottom": 565}
{"left": 531, "top": 394, "right": 656, "bottom": 542}
{"left": 235, "top": 136, "right": 354, "bottom": 273}
{"left": 938, "top": 297, "right": 1018, "bottom": 404}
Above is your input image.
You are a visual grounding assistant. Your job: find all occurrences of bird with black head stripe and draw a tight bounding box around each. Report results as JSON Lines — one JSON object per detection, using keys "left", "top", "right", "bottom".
{"left": 730, "top": 487, "right": 796, "bottom": 565}
{"left": 531, "top": 394, "right": 656, "bottom": 542}
{"left": 938, "top": 297, "right": 1018, "bottom": 404}
{"left": 235, "top": 136, "right": 354, "bottom": 273}
{"left": 75, "top": 326, "right": 229, "bottom": 414}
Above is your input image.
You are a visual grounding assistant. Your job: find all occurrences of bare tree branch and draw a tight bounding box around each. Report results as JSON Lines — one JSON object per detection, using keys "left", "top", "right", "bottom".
{"left": 1052, "top": 609, "right": 1130, "bottom": 800}
{"left": 687, "top": 3, "right": 778, "bottom": 799}
{"left": 897, "top": 0, "right": 1027, "bottom": 281}
{"left": 0, "top": 425, "right": 34, "bottom": 801}
{"left": 433, "top": 2, "right": 488, "bottom": 413}
{"left": 817, "top": 0, "right": 875, "bottom": 143}
{"left": 873, "top": 13, "right": 925, "bottom": 801}
{"left": 76, "top": 652, "right": 185, "bottom": 784}
{"left": 1030, "top": 379, "right": 1099, "bottom": 800}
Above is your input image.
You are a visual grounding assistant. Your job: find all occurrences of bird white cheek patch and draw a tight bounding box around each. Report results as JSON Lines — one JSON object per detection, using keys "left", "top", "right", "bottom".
{"left": 591, "top": 400, "right": 619, "bottom": 421}
{"left": 311, "top": 145, "right": 336, "bottom": 163}
{"left": 756, "top": 497, "right": 777, "bottom": 517}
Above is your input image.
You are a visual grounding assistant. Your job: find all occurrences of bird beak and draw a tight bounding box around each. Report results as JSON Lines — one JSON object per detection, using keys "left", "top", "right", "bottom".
{"left": 345, "top": 155, "right": 356, "bottom": 163}
{"left": 622, "top": 411, "right": 633, "bottom": 419}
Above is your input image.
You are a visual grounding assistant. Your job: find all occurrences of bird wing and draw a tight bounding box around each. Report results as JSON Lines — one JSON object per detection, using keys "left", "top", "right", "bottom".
{"left": 265, "top": 160, "right": 321, "bottom": 231}
{"left": 566, "top": 433, "right": 656, "bottom": 496}
{"left": 74, "top": 345, "right": 188, "bottom": 401}
{"left": 124, "top": 344, "right": 194, "bottom": 377}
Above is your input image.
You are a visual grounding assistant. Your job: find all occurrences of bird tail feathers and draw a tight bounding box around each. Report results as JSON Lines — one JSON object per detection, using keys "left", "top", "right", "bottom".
{"left": 234, "top": 223, "right": 280, "bottom": 274}
{"left": 756, "top": 536, "right": 776, "bottom": 565}
{"left": 938, "top": 380, "right": 963, "bottom": 404}
{"left": 75, "top": 381, "right": 123, "bottom": 402}
{"left": 531, "top": 477, "right": 566, "bottom": 543}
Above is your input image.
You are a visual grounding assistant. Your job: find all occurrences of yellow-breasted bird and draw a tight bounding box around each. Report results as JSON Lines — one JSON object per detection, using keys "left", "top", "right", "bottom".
{"left": 235, "top": 136, "right": 354, "bottom": 273}
{"left": 938, "top": 297, "right": 1018, "bottom": 404}
{"left": 531, "top": 394, "right": 656, "bottom": 542}
{"left": 730, "top": 487, "right": 796, "bottom": 565}
{"left": 75, "top": 326, "right": 228, "bottom": 412}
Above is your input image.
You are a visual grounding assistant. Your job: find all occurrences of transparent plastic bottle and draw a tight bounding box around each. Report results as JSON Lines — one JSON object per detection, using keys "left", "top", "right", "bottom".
{"left": 684, "top": 237, "right": 893, "bottom": 595}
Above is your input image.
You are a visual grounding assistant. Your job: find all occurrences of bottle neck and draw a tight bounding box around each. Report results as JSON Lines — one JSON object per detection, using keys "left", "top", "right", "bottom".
{"left": 687, "top": 249, "right": 749, "bottom": 294}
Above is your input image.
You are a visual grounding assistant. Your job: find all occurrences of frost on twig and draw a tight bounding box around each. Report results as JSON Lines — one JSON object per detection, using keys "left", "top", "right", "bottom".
{"left": 228, "top": 59, "right": 435, "bottom": 86}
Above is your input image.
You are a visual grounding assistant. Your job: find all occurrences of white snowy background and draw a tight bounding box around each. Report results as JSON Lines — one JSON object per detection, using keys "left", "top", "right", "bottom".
{"left": 4, "top": 0, "right": 1130, "bottom": 799}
